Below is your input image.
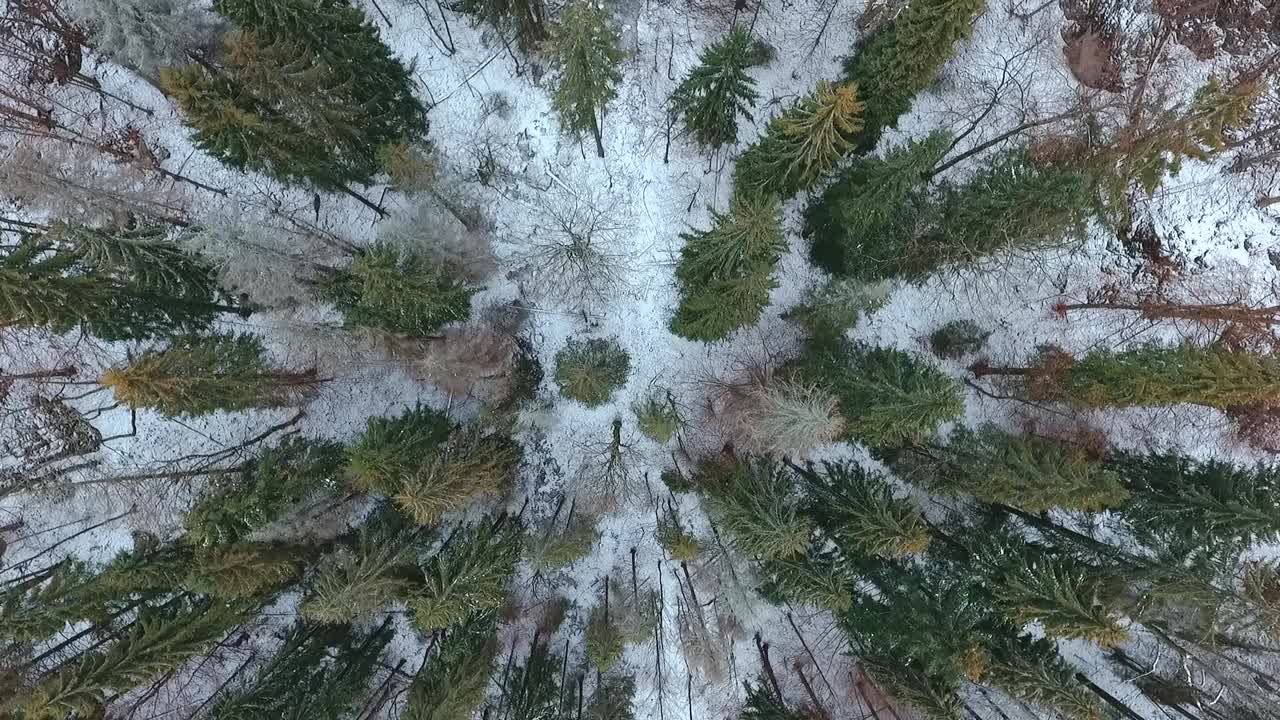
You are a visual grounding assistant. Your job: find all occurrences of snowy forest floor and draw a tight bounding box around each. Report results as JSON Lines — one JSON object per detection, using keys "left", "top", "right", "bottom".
{"left": 3, "top": 0, "right": 1280, "bottom": 717}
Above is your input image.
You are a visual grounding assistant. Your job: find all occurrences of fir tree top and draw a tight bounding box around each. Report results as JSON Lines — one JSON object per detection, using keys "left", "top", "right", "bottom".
{"left": 672, "top": 27, "right": 759, "bottom": 150}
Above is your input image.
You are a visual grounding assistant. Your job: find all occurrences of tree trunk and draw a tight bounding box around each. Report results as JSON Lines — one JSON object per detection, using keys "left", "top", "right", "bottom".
{"left": 1, "top": 365, "right": 77, "bottom": 380}
{"left": 590, "top": 114, "right": 605, "bottom": 158}
{"left": 1057, "top": 299, "right": 1280, "bottom": 326}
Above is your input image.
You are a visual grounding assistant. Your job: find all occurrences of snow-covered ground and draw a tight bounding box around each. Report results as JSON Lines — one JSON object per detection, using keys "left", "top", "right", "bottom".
{"left": 3, "top": 0, "right": 1280, "bottom": 717}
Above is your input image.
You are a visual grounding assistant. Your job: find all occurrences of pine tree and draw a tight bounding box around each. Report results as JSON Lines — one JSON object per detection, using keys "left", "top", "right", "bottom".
{"left": 655, "top": 502, "right": 700, "bottom": 562}
{"left": 786, "top": 277, "right": 887, "bottom": 344}
{"left": 1108, "top": 452, "right": 1280, "bottom": 557}
{"left": 100, "top": 332, "right": 318, "bottom": 417}
{"left": 845, "top": 563, "right": 992, "bottom": 687}
{"left": 758, "top": 549, "right": 856, "bottom": 612}
{"left": 458, "top": 0, "right": 546, "bottom": 51}
{"left": 207, "top": 620, "right": 392, "bottom": 720}
{"left": 672, "top": 28, "right": 759, "bottom": 151}
{"left": 793, "top": 340, "right": 963, "bottom": 448}
{"left": 793, "top": 460, "right": 931, "bottom": 558}
{"left": 394, "top": 427, "right": 521, "bottom": 525}
{"left": 20, "top": 599, "right": 243, "bottom": 720}
{"left": 346, "top": 404, "right": 452, "bottom": 494}
{"left": 700, "top": 457, "right": 812, "bottom": 561}
{"left": 411, "top": 520, "right": 519, "bottom": 632}
{"left": 978, "top": 343, "right": 1280, "bottom": 410}
{"left": 928, "top": 319, "right": 990, "bottom": 359}
{"left": 808, "top": 147, "right": 1092, "bottom": 281}
{"left": 184, "top": 437, "right": 347, "bottom": 548}
{"left": 548, "top": 0, "right": 623, "bottom": 157}
{"left": 403, "top": 612, "right": 499, "bottom": 720}
{"left": 859, "top": 654, "right": 963, "bottom": 720}
{"left": 990, "top": 553, "right": 1128, "bottom": 647}
{"left": 921, "top": 151, "right": 1093, "bottom": 271}
{"left": 0, "top": 225, "right": 243, "bottom": 341}
{"left": 632, "top": 386, "right": 683, "bottom": 444}
{"left": 186, "top": 542, "right": 309, "bottom": 599}
{"left": 67, "top": 0, "right": 220, "bottom": 80}
{"left": 553, "top": 337, "right": 632, "bottom": 407}
{"left": 316, "top": 242, "right": 475, "bottom": 337}
{"left": 735, "top": 81, "right": 865, "bottom": 198}
{"left": 736, "top": 380, "right": 846, "bottom": 456}
{"left": 804, "top": 132, "right": 946, "bottom": 277}
{"left": 527, "top": 517, "right": 600, "bottom": 572}
{"left": 986, "top": 636, "right": 1101, "bottom": 720}
{"left": 0, "top": 561, "right": 107, "bottom": 645}
{"left": 301, "top": 516, "right": 418, "bottom": 623}
{"left": 671, "top": 193, "right": 786, "bottom": 342}
{"left": 161, "top": 0, "right": 426, "bottom": 191}
{"left": 96, "top": 536, "right": 195, "bottom": 597}
{"left": 842, "top": 0, "right": 986, "bottom": 151}
{"left": 585, "top": 595, "right": 624, "bottom": 672}
{"left": 894, "top": 426, "right": 1130, "bottom": 513}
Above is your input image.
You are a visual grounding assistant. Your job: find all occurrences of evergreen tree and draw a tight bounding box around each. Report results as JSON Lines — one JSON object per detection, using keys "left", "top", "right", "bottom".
{"left": 735, "top": 81, "right": 865, "bottom": 198}
{"left": 632, "top": 386, "right": 683, "bottom": 444}
{"left": 845, "top": 564, "right": 992, "bottom": 687}
{"left": 0, "top": 561, "right": 107, "bottom": 646}
{"left": 671, "top": 193, "right": 785, "bottom": 342}
{"left": 804, "top": 132, "right": 945, "bottom": 277}
{"left": 584, "top": 596, "right": 624, "bottom": 672}
{"left": 986, "top": 635, "right": 1101, "bottom": 720}
{"left": 859, "top": 654, "right": 963, "bottom": 720}
{"left": 586, "top": 673, "right": 636, "bottom": 720}
{"left": 989, "top": 552, "right": 1128, "bottom": 647}
{"left": 316, "top": 242, "right": 475, "bottom": 337}
{"left": 19, "top": 599, "right": 243, "bottom": 720}
{"left": 0, "top": 225, "right": 242, "bottom": 341}
{"left": 928, "top": 319, "right": 990, "bottom": 359}
{"left": 411, "top": 520, "right": 520, "bottom": 632}
{"left": 842, "top": 0, "right": 986, "bottom": 151}
{"left": 394, "top": 427, "right": 521, "bottom": 525}
{"left": 548, "top": 0, "right": 623, "bottom": 157}
{"left": 504, "top": 638, "right": 562, "bottom": 720}
{"left": 655, "top": 503, "right": 700, "bottom": 562}
{"left": 553, "top": 337, "right": 632, "bottom": 407}
{"left": 786, "top": 277, "right": 887, "bottom": 345}
{"left": 699, "top": 457, "right": 812, "bottom": 561}
{"left": 979, "top": 343, "right": 1280, "bottom": 410}
{"left": 458, "top": 0, "right": 546, "bottom": 51}
{"left": 922, "top": 151, "right": 1093, "bottom": 269}
{"left": 793, "top": 340, "right": 963, "bottom": 448}
{"left": 161, "top": 0, "right": 426, "bottom": 191}
{"left": 100, "top": 332, "right": 318, "bottom": 417}
{"left": 67, "top": 0, "right": 220, "bottom": 80}
{"left": 758, "top": 548, "right": 856, "bottom": 612}
{"left": 301, "top": 513, "right": 418, "bottom": 623}
{"left": 184, "top": 437, "right": 347, "bottom": 548}
{"left": 96, "top": 536, "right": 196, "bottom": 597}
{"left": 186, "top": 542, "right": 309, "bottom": 599}
{"left": 403, "top": 612, "right": 499, "bottom": 720}
{"left": 206, "top": 620, "right": 392, "bottom": 720}
{"left": 894, "top": 426, "right": 1130, "bottom": 513}
{"left": 808, "top": 147, "right": 1092, "bottom": 281}
{"left": 1099, "top": 76, "right": 1257, "bottom": 222}
{"left": 672, "top": 28, "right": 759, "bottom": 151}
{"left": 1108, "top": 452, "right": 1280, "bottom": 557}
{"left": 793, "top": 460, "right": 930, "bottom": 558}
{"left": 346, "top": 404, "right": 452, "bottom": 494}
